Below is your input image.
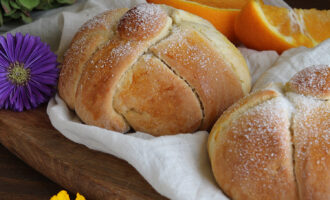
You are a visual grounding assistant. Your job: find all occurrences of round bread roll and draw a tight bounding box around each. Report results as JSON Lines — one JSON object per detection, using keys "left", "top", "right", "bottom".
{"left": 208, "top": 65, "right": 330, "bottom": 200}
{"left": 58, "top": 3, "right": 251, "bottom": 136}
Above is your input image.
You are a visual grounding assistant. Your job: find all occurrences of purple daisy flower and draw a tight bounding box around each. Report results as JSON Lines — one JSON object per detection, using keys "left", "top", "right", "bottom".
{"left": 0, "top": 33, "right": 59, "bottom": 112}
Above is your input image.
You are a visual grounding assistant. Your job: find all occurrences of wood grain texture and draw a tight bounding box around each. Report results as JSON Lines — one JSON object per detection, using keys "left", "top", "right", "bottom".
{"left": 0, "top": 144, "right": 69, "bottom": 200}
{"left": 0, "top": 106, "right": 166, "bottom": 200}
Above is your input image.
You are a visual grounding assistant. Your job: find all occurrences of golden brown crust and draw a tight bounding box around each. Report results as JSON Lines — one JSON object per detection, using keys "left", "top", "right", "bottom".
{"left": 209, "top": 90, "right": 298, "bottom": 200}
{"left": 74, "top": 4, "right": 172, "bottom": 133}
{"left": 58, "top": 8, "right": 128, "bottom": 109}
{"left": 209, "top": 65, "right": 330, "bottom": 200}
{"left": 113, "top": 55, "right": 202, "bottom": 135}
{"left": 290, "top": 95, "right": 330, "bottom": 200}
{"left": 166, "top": 7, "right": 251, "bottom": 95}
{"left": 208, "top": 89, "right": 279, "bottom": 157}
{"left": 58, "top": 4, "right": 251, "bottom": 135}
{"left": 215, "top": 97, "right": 297, "bottom": 200}
{"left": 74, "top": 39, "right": 146, "bottom": 132}
{"left": 151, "top": 27, "right": 245, "bottom": 130}
{"left": 117, "top": 4, "right": 168, "bottom": 41}
{"left": 286, "top": 65, "right": 330, "bottom": 100}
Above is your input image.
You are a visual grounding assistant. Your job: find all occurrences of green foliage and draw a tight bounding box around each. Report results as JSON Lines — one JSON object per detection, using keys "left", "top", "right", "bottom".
{"left": 0, "top": 0, "right": 76, "bottom": 26}
{"left": 17, "top": 0, "right": 40, "bottom": 10}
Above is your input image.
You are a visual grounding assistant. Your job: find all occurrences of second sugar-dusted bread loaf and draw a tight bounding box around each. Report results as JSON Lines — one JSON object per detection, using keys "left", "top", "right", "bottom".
{"left": 208, "top": 65, "right": 330, "bottom": 200}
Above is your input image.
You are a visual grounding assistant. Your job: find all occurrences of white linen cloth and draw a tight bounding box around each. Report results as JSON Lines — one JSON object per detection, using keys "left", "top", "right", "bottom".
{"left": 253, "top": 40, "right": 330, "bottom": 91}
{"left": 7, "top": 0, "right": 330, "bottom": 199}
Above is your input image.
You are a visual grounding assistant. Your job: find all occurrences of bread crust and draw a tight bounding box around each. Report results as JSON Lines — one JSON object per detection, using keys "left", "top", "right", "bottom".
{"left": 58, "top": 4, "right": 250, "bottom": 135}
{"left": 75, "top": 39, "right": 147, "bottom": 132}
{"left": 208, "top": 89, "right": 280, "bottom": 159}
{"left": 209, "top": 89, "right": 298, "bottom": 200}
{"left": 208, "top": 65, "right": 330, "bottom": 200}
{"left": 151, "top": 27, "right": 245, "bottom": 130}
{"left": 113, "top": 55, "right": 203, "bottom": 135}
{"left": 69, "top": 4, "right": 172, "bottom": 132}
{"left": 286, "top": 65, "right": 330, "bottom": 100}
{"left": 289, "top": 94, "right": 330, "bottom": 200}
{"left": 58, "top": 8, "right": 128, "bottom": 109}
{"left": 117, "top": 4, "right": 168, "bottom": 41}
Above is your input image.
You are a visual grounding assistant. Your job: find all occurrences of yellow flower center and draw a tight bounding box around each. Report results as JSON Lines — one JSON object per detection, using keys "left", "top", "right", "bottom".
{"left": 7, "top": 62, "right": 30, "bottom": 85}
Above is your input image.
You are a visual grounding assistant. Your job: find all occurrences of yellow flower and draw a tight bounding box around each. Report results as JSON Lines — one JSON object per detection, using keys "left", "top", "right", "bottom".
{"left": 50, "top": 190, "right": 86, "bottom": 200}
{"left": 50, "top": 190, "right": 70, "bottom": 200}
{"left": 76, "top": 193, "right": 86, "bottom": 200}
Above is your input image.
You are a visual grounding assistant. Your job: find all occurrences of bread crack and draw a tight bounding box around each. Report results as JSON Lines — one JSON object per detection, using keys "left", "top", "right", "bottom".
{"left": 111, "top": 16, "right": 173, "bottom": 132}
{"left": 148, "top": 50, "right": 205, "bottom": 131}
{"left": 287, "top": 104, "right": 300, "bottom": 199}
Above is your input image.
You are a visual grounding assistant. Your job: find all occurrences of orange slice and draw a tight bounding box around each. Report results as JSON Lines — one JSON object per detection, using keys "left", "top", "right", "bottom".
{"left": 235, "top": 0, "right": 330, "bottom": 53}
{"left": 147, "top": 0, "right": 250, "bottom": 42}
{"left": 296, "top": 9, "right": 330, "bottom": 43}
{"left": 186, "top": 0, "right": 249, "bottom": 9}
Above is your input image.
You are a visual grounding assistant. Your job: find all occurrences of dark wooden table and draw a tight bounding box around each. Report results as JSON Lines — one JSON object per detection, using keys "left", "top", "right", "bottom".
{"left": 0, "top": 144, "right": 68, "bottom": 199}
{"left": 0, "top": 1, "right": 328, "bottom": 200}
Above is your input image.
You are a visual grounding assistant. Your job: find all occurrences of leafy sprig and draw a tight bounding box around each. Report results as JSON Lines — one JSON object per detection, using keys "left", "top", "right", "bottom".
{"left": 0, "top": 0, "right": 76, "bottom": 26}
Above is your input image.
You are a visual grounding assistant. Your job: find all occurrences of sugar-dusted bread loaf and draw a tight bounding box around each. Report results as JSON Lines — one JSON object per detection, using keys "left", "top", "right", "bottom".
{"left": 208, "top": 65, "right": 330, "bottom": 200}
{"left": 58, "top": 3, "right": 251, "bottom": 136}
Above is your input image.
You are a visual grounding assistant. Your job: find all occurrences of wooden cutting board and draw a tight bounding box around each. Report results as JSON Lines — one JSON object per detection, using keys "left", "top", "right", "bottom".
{"left": 0, "top": 105, "right": 167, "bottom": 200}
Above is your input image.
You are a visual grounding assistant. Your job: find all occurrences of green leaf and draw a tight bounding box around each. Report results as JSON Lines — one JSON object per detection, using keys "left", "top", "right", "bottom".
{"left": 20, "top": 12, "right": 32, "bottom": 23}
{"left": 3, "top": 9, "right": 16, "bottom": 16}
{"left": 9, "top": 1, "right": 20, "bottom": 9}
{"left": 17, "top": 0, "right": 40, "bottom": 10}
{"left": 36, "top": 0, "right": 56, "bottom": 10}
{"left": 3, "top": 17, "right": 12, "bottom": 23}
{"left": 1, "top": 0, "right": 13, "bottom": 14}
{"left": 9, "top": 11, "right": 21, "bottom": 19}
{"left": 0, "top": 9, "right": 3, "bottom": 26}
{"left": 57, "top": 0, "right": 76, "bottom": 4}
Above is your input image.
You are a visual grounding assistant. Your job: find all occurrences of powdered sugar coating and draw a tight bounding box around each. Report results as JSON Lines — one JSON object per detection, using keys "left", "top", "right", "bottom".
{"left": 80, "top": 12, "right": 109, "bottom": 31}
{"left": 58, "top": 9, "right": 128, "bottom": 109}
{"left": 221, "top": 97, "right": 295, "bottom": 195}
{"left": 151, "top": 26, "right": 244, "bottom": 130}
{"left": 60, "top": 4, "right": 249, "bottom": 136}
{"left": 210, "top": 64, "right": 330, "bottom": 199}
{"left": 288, "top": 92, "right": 330, "bottom": 199}
{"left": 118, "top": 3, "right": 167, "bottom": 40}
{"left": 159, "top": 27, "right": 221, "bottom": 71}
{"left": 290, "top": 94, "right": 330, "bottom": 162}
{"left": 64, "top": 11, "right": 114, "bottom": 60}
{"left": 288, "top": 65, "right": 330, "bottom": 99}
{"left": 83, "top": 39, "right": 143, "bottom": 82}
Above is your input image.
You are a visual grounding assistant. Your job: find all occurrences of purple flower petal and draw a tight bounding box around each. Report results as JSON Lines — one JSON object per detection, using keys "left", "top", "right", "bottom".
{"left": 0, "top": 33, "right": 58, "bottom": 111}
{"left": 0, "top": 67, "right": 7, "bottom": 73}
{"left": 0, "top": 83, "right": 14, "bottom": 105}
{"left": 0, "top": 55, "right": 10, "bottom": 67}
{"left": 20, "top": 35, "right": 36, "bottom": 63}
{"left": 6, "top": 33, "right": 15, "bottom": 62}
{"left": 24, "top": 42, "right": 45, "bottom": 67}
{"left": 0, "top": 48, "right": 10, "bottom": 64}
{"left": 0, "top": 36, "right": 9, "bottom": 58}
{"left": 18, "top": 34, "right": 31, "bottom": 62}
{"left": 14, "top": 33, "right": 23, "bottom": 60}
{"left": 9, "top": 86, "right": 19, "bottom": 105}
{"left": 26, "top": 83, "right": 37, "bottom": 107}
{"left": 30, "top": 64, "right": 58, "bottom": 74}
{"left": 30, "top": 61, "right": 55, "bottom": 71}
{"left": 21, "top": 87, "right": 31, "bottom": 110}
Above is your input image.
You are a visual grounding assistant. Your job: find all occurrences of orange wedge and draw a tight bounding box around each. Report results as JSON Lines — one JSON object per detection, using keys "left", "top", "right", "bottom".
{"left": 147, "top": 0, "right": 250, "bottom": 42}
{"left": 296, "top": 9, "right": 330, "bottom": 44}
{"left": 185, "top": 0, "right": 249, "bottom": 9}
{"left": 235, "top": 0, "right": 330, "bottom": 53}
